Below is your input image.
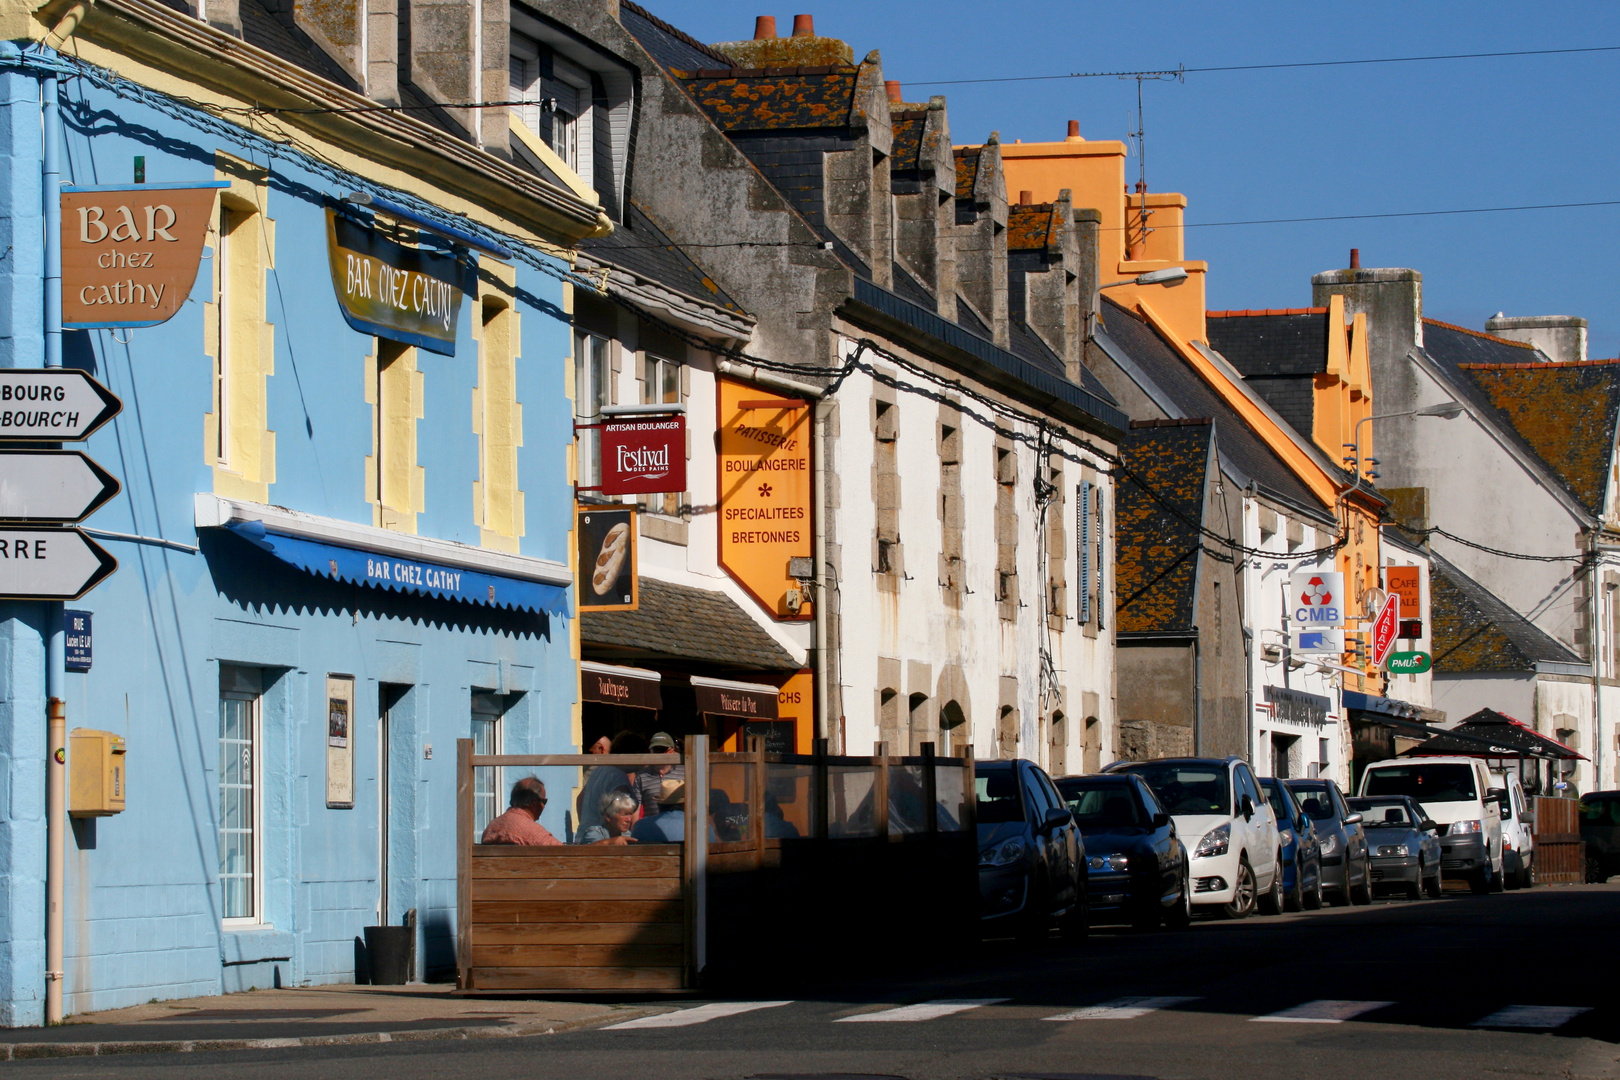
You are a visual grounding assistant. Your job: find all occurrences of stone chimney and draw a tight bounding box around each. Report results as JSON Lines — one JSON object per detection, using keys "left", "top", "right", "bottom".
{"left": 1008, "top": 189, "right": 1083, "bottom": 379}
{"left": 891, "top": 95, "right": 956, "bottom": 319}
{"left": 1312, "top": 264, "right": 1422, "bottom": 405}
{"left": 711, "top": 13, "right": 855, "bottom": 66}
{"left": 953, "top": 133, "right": 1009, "bottom": 348}
{"left": 400, "top": 0, "right": 508, "bottom": 149}
{"left": 820, "top": 49, "right": 893, "bottom": 288}
{"left": 1484, "top": 314, "right": 1588, "bottom": 364}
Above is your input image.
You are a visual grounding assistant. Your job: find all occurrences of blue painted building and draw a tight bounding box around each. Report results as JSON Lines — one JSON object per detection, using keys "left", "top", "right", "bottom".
{"left": 0, "top": 0, "right": 609, "bottom": 1022}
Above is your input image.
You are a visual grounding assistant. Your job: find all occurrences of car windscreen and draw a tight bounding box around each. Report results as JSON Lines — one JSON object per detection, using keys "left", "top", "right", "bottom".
{"left": 975, "top": 771, "right": 1024, "bottom": 824}
{"left": 1351, "top": 800, "right": 1413, "bottom": 827}
{"left": 1259, "top": 780, "right": 1293, "bottom": 825}
{"left": 1058, "top": 781, "right": 1143, "bottom": 828}
{"left": 1288, "top": 784, "right": 1337, "bottom": 821}
{"left": 1363, "top": 764, "right": 1477, "bottom": 803}
{"left": 1121, "top": 763, "right": 1229, "bottom": 816}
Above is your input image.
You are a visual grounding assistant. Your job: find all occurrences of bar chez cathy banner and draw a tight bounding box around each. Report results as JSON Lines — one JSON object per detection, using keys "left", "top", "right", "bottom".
{"left": 324, "top": 209, "right": 468, "bottom": 356}
{"left": 61, "top": 182, "right": 230, "bottom": 329}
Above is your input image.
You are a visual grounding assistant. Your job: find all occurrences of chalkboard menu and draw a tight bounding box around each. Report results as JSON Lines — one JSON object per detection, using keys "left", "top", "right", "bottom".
{"left": 741, "top": 721, "right": 795, "bottom": 755}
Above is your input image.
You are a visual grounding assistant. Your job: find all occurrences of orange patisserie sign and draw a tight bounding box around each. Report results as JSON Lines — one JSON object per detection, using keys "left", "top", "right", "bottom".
{"left": 717, "top": 376, "right": 813, "bottom": 621}
{"left": 61, "top": 183, "right": 226, "bottom": 329}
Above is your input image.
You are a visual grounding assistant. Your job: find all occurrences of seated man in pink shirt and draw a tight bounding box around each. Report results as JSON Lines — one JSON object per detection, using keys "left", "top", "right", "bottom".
{"left": 481, "top": 777, "right": 632, "bottom": 846}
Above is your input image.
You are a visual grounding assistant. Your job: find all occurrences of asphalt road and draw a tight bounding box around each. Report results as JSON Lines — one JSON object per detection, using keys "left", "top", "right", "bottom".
{"left": 17, "top": 882, "right": 1620, "bottom": 1080}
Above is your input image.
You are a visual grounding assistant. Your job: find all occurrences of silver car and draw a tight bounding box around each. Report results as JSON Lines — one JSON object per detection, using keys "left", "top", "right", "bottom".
{"left": 1349, "top": 796, "right": 1443, "bottom": 900}
{"left": 1285, "top": 778, "right": 1371, "bottom": 906}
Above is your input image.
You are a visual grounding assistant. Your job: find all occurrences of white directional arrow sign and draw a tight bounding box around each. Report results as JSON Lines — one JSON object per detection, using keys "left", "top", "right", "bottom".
{"left": 0, "top": 451, "right": 121, "bottom": 523}
{"left": 0, "top": 369, "right": 122, "bottom": 441}
{"left": 0, "top": 528, "right": 117, "bottom": 600}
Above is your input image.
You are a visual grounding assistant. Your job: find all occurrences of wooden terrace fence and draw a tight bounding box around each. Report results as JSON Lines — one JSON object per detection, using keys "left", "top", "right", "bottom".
{"left": 1532, "top": 796, "right": 1582, "bottom": 885}
{"left": 456, "top": 735, "right": 978, "bottom": 992}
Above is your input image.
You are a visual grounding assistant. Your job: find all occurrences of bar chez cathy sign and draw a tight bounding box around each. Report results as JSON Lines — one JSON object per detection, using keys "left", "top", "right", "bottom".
{"left": 325, "top": 209, "right": 467, "bottom": 356}
{"left": 62, "top": 182, "right": 230, "bottom": 329}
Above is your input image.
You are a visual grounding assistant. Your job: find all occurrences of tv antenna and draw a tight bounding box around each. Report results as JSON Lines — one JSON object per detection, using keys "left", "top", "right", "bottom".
{"left": 1123, "top": 67, "right": 1183, "bottom": 258}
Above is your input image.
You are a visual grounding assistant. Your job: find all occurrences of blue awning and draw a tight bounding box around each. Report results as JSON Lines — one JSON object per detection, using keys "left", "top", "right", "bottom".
{"left": 225, "top": 520, "right": 571, "bottom": 616}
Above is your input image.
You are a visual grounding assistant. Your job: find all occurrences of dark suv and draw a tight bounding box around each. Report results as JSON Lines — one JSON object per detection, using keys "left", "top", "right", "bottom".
{"left": 976, "top": 759, "right": 1087, "bottom": 938}
{"left": 1581, "top": 791, "right": 1620, "bottom": 883}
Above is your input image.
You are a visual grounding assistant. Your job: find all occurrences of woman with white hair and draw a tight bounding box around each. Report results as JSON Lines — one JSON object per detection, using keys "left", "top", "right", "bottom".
{"left": 575, "top": 789, "right": 638, "bottom": 844}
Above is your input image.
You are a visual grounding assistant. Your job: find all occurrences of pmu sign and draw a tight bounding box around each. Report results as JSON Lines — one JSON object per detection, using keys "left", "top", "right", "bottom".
{"left": 1291, "top": 571, "right": 1344, "bottom": 627}
{"left": 0, "top": 370, "right": 122, "bottom": 441}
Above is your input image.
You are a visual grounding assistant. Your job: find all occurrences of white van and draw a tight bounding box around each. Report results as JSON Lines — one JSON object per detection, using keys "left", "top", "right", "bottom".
{"left": 1358, "top": 757, "right": 1505, "bottom": 894}
{"left": 1489, "top": 770, "right": 1535, "bottom": 889}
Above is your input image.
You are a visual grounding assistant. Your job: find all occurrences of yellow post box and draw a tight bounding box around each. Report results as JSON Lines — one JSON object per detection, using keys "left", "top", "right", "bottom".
{"left": 69, "top": 729, "right": 126, "bottom": 817}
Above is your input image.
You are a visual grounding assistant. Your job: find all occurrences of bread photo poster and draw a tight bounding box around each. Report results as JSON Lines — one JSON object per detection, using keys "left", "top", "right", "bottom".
{"left": 577, "top": 506, "right": 638, "bottom": 611}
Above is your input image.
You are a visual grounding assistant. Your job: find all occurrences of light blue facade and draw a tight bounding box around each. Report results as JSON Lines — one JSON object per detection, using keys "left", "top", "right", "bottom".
{"left": 0, "top": 51, "right": 582, "bottom": 1023}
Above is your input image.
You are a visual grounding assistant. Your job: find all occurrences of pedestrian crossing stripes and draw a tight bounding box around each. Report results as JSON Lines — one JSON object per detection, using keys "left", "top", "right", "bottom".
{"left": 1251, "top": 1000, "right": 1394, "bottom": 1024}
{"left": 604, "top": 1001, "right": 793, "bottom": 1029}
{"left": 1472, "top": 1005, "right": 1592, "bottom": 1030}
{"left": 835, "top": 998, "right": 1010, "bottom": 1023}
{"left": 1044, "top": 996, "right": 1201, "bottom": 1021}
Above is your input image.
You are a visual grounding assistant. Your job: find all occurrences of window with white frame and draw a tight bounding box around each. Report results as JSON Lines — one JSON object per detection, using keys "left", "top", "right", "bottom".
{"left": 509, "top": 32, "right": 591, "bottom": 178}
{"left": 471, "top": 693, "right": 504, "bottom": 836}
{"left": 641, "top": 353, "right": 682, "bottom": 515}
{"left": 574, "top": 331, "right": 611, "bottom": 491}
{"left": 218, "top": 666, "right": 263, "bottom": 925}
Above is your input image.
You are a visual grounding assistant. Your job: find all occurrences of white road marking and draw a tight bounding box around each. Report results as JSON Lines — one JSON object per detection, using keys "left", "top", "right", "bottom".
{"left": 1472, "top": 1005, "right": 1592, "bottom": 1030}
{"left": 1044, "top": 996, "right": 1201, "bottom": 1021}
{"left": 835, "top": 998, "right": 1010, "bottom": 1023}
{"left": 604, "top": 1001, "right": 794, "bottom": 1029}
{"left": 1251, "top": 1000, "right": 1393, "bottom": 1024}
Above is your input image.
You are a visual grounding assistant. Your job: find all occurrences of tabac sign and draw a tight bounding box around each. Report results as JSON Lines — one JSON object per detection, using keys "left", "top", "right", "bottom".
{"left": 717, "top": 376, "right": 812, "bottom": 621}
{"left": 62, "top": 182, "right": 229, "bottom": 329}
{"left": 325, "top": 209, "right": 467, "bottom": 356}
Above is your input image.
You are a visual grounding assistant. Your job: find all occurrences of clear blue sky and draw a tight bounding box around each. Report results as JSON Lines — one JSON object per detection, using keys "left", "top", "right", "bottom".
{"left": 647, "top": 1, "right": 1620, "bottom": 358}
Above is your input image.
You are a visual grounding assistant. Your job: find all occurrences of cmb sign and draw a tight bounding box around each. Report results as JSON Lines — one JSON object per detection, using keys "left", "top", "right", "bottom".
{"left": 62, "top": 182, "right": 228, "bottom": 329}
{"left": 599, "top": 416, "right": 686, "bottom": 496}
{"left": 1290, "top": 571, "right": 1344, "bottom": 627}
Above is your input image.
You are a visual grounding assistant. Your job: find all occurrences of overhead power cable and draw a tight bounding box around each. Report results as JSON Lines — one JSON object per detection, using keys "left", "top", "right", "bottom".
{"left": 908, "top": 44, "right": 1620, "bottom": 87}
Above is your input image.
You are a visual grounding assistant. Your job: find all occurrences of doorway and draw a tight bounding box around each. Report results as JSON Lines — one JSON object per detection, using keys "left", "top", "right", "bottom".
{"left": 378, "top": 683, "right": 409, "bottom": 926}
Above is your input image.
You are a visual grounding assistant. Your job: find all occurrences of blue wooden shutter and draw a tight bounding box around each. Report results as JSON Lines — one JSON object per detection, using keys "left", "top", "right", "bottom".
{"left": 1079, "top": 481, "right": 1092, "bottom": 624}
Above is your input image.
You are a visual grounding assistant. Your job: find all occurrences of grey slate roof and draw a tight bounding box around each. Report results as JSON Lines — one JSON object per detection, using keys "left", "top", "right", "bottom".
{"left": 1205, "top": 311, "right": 1329, "bottom": 442}
{"left": 1099, "top": 298, "right": 1330, "bottom": 519}
{"left": 618, "top": 0, "right": 736, "bottom": 71}
{"left": 1428, "top": 549, "right": 1584, "bottom": 673}
{"left": 581, "top": 576, "right": 801, "bottom": 671}
{"left": 580, "top": 201, "right": 745, "bottom": 313}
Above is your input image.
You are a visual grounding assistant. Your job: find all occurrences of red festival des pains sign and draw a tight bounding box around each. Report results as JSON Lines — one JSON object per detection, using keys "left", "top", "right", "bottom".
{"left": 62, "top": 182, "right": 228, "bottom": 329}
{"left": 599, "top": 416, "right": 686, "bottom": 496}
{"left": 717, "top": 376, "right": 812, "bottom": 621}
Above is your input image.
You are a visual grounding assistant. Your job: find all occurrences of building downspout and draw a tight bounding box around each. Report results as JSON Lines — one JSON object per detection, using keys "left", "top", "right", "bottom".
{"left": 1192, "top": 630, "right": 1202, "bottom": 756}
{"left": 1592, "top": 534, "right": 1604, "bottom": 790}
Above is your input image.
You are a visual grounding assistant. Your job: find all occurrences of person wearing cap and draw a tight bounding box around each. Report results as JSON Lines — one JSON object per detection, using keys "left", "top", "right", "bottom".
{"left": 636, "top": 731, "right": 684, "bottom": 810}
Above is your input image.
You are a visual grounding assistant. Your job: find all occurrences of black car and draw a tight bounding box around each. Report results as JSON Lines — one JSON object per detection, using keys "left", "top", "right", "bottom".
{"left": 1581, "top": 791, "right": 1620, "bottom": 883}
{"left": 976, "top": 759, "right": 1087, "bottom": 939}
{"left": 1285, "top": 778, "right": 1371, "bottom": 906}
{"left": 1055, "top": 773, "right": 1191, "bottom": 930}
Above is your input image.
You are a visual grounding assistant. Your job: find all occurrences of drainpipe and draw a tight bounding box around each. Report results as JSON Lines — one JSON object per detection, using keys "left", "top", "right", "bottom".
{"left": 1191, "top": 630, "right": 1202, "bottom": 756}
{"left": 1592, "top": 533, "right": 1604, "bottom": 791}
{"left": 41, "top": 72, "right": 67, "bottom": 1026}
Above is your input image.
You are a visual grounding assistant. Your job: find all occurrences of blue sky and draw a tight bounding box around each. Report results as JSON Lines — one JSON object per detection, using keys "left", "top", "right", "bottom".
{"left": 648, "top": 1, "right": 1620, "bottom": 358}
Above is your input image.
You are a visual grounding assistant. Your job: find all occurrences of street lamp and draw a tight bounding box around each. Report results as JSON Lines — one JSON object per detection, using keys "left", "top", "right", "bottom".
{"left": 1348, "top": 401, "right": 1463, "bottom": 484}
{"left": 1100, "top": 266, "right": 1190, "bottom": 289}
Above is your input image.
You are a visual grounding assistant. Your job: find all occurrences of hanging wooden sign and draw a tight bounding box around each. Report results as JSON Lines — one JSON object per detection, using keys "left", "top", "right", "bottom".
{"left": 325, "top": 209, "right": 468, "bottom": 356}
{"left": 61, "top": 182, "right": 229, "bottom": 330}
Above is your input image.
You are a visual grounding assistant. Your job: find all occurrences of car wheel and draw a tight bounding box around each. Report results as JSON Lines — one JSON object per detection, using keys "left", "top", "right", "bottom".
{"left": 1470, "top": 868, "right": 1491, "bottom": 895}
{"left": 1283, "top": 856, "right": 1304, "bottom": 913}
{"left": 1304, "top": 864, "right": 1324, "bottom": 910}
{"left": 1061, "top": 889, "right": 1090, "bottom": 941}
{"left": 1223, "top": 856, "right": 1256, "bottom": 919}
{"left": 1406, "top": 861, "right": 1423, "bottom": 901}
{"left": 1521, "top": 862, "right": 1534, "bottom": 890}
{"left": 1587, "top": 855, "right": 1606, "bottom": 885}
{"left": 1490, "top": 861, "right": 1506, "bottom": 893}
{"left": 1258, "top": 851, "right": 1284, "bottom": 916}
{"left": 1350, "top": 857, "right": 1373, "bottom": 906}
{"left": 1425, "top": 866, "right": 1443, "bottom": 899}
{"left": 1164, "top": 868, "right": 1193, "bottom": 929}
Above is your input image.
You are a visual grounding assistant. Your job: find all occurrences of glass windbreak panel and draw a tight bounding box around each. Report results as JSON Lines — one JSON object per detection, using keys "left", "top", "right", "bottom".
{"left": 471, "top": 715, "right": 499, "bottom": 835}
{"left": 709, "top": 761, "right": 753, "bottom": 842}
{"left": 764, "top": 763, "right": 811, "bottom": 838}
{"left": 1121, "top": 763, "right": 1230, "bottom": 817}
{"left": 890, "top": 765, "right": 928, "bottom": 834}
{"left": 218, "top": 696, "right": 255, "bottom": 920}
{"left": 975, "top": 769, "right": 1023, "bottom": 824}
{"left": 1060, "top": 781, "right": 1143, "bottom": 828}
{"left": 827, "top": 764, "right": 878, "bottom": 838}
{"left": 935, "top": 765, "right": 968, "bottom": 831}
{"left": 1363, "top": 764, "right": 1477, "bottom": 803}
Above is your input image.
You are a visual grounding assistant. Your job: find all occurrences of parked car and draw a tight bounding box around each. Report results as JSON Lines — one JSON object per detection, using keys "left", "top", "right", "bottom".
{"left": 1055, "top": 773, "right": 1191, "bottom": 930}
{"left": 1347, "top": 795, "right": 1443, "bottom": 900}
{"left": 1489, "top": 770, "right": 1535, "bottom": 889}
{"left": 1360, "top": 757, "right": 1505, "bottom": 894}
{"left": 975, "top": 759, "right": 1087, "bottom": 938}
{"left": 1104, "top": 757, "right": 1282, "bottom": 919}
{"left": 1579, "top": 790, "right": 1620, "bottom": 883}
{"left": 1259, "top": 777, "right": 1323, "bottom": 911}
{"left": 1285, "top": 778, "right": 1371, "bottom": 905}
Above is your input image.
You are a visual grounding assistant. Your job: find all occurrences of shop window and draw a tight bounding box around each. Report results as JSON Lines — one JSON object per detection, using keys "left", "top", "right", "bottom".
{"left": 219, "top": 666, "right": 263, "bottom": 925}
{"left": 640, "top": 353, "right": 683, "bottom": 516}
{"left": 574, "top": 331, "right": 611, "bottom": 490}
{"left": 471, "top": 693, "right": 505, "bottom": 836}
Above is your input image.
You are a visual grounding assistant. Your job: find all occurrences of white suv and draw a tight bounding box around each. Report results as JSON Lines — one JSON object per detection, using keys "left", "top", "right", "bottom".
{"left": 1359, "top": 757, "right": 1504, "bottom": 894}
{"left": 1489, "top": 770, "right": 1535, "bottom": 889}
{"left": 1106, "top": 756, "right": 1282, "bottom": 918}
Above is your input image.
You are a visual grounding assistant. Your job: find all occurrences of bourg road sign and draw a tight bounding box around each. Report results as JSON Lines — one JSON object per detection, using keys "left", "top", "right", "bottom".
{"left": 0, "top": 528, "right": 117, "bottom": 600}
{"left": 0, "top": 368, "right": 122, "bottom": 441}
{"left": 0, "top": 451, "right": 121, "bottom": 523}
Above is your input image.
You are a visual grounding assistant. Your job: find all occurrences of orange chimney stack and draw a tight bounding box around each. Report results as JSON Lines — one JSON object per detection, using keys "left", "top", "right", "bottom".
{"left": 791, "top": 13, "right": 814, "bottom": 36}
{"left": 753, "top": 15, "right": 777, "bottom": 39}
